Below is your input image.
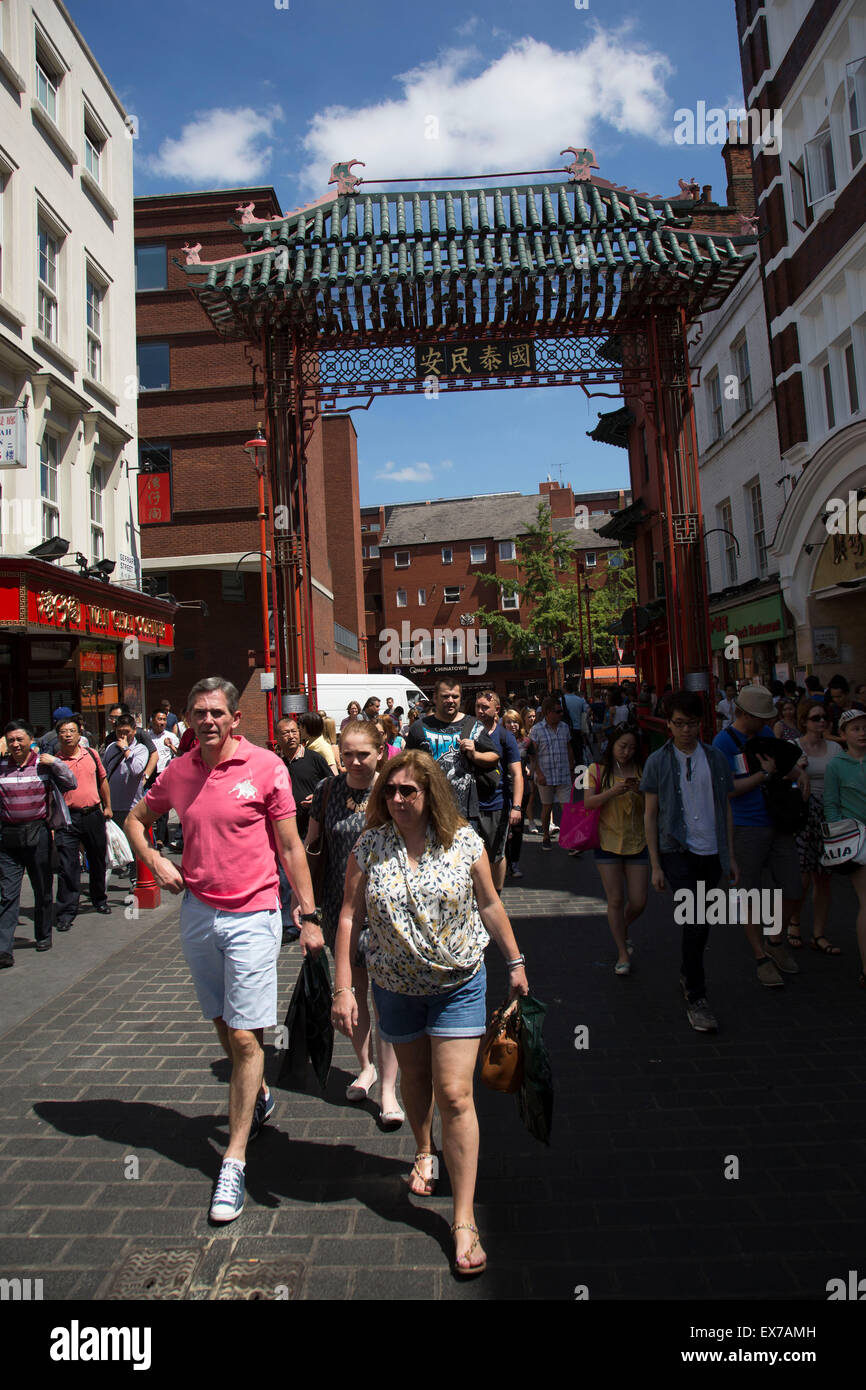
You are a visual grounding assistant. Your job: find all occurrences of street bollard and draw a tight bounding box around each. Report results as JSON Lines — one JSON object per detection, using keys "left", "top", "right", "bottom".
{"left": 134, "top": 853, "right": 161, "bottom": 909}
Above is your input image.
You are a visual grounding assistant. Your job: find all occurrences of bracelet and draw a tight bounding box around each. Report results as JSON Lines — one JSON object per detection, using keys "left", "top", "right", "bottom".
{"left": 506, "top": 954, "right": 525, "bottom": 969}
{"left": 332, "top": 987, "right": 356, "bottom": 999}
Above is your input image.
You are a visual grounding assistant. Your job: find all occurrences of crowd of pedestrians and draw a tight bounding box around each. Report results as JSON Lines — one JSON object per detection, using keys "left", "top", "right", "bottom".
{"left": 4, "top": 666, "right": 866, "bottom": 1277}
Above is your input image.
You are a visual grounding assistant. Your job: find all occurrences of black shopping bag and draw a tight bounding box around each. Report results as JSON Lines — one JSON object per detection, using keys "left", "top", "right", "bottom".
{"left": 278, "top": 951, "right": 334, "bottom": 1090}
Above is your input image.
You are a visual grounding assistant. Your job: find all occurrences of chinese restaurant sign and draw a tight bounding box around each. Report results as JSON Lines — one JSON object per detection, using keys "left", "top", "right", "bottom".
{"left": 0, "top": 577, "right": 173, "bottom": 647}
{"left": 137, "top": 472, "right": 172, "bottom": 524}
{"left": 0, "top": 409, "right": 26, "bottom": 468}
{"left": 415, "top": 342, "right": 536, "bottom": 378}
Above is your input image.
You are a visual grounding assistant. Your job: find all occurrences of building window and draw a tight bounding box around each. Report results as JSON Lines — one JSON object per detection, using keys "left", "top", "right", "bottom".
{"left": 789, "top": 161, "right": 812, "bottom": 231}
{"left": 719, "top": 500, "right": 737, "bottom": 585}
{"left": 501, "top": 590, "right": 519, "bottom": 611}
{"left": 135, "top": 244, "right": 167, "bottom": 292}
{"left": 90, "top": 463, "right": 104, "bottom": 559}
{"left": 845, "top": 343, "right": 860, "bottom": 415}
{"left": 399, "top": 641, "right": 413, "bottom": 662}
{"left": 707, "top": 368, "right": 723, "bottom": 442}
{"left": 394, "top": 550, "right": 410, "bottom": 568}
{"left": 136, "top": 341, "right": 170, "bottom": 392}
{"left": 444, "top": 585, "right": 460, "bottom": 603}
{"left": 584, "top": 551, "right": 597, "bottom": 568}
{"left": 470, "top": 544, "right": 486, "bottom": 564}
{"left": 83, "top": 110, "right": 106, "bottom": 185}
{"left": 361, "top": 545, "right": 367, "bottom": 559}
{"left": 140, "top": 442, "right": 171, "bottom": 472}
{"left": 441, "top": 547, "right": 452, "bottom": 564}
{"left": 417, "top": 588, "right": 426, "bottom": 605}
{"left": 37, "top": 224, "right": 59, "bottom": 341}
{"left": 85, "top": 272, "right": 103, "bottom": 381}
{"left": 822, "top": 361, "right": 836, "bottom": 430}
{"left": 804, "top": 128, "right": 836, "bottom": 205}
{"left": 395, "top": 589, "right": 407, "bottom": 608}
{"left": 221, "top": 572, "right": 245, "bottom": 602}
{"left": 748, "top": 481, "right": 768, "bottom": 577}
{"left": 498, "top": 540, "right": 516, "bottom": 562}
{"left": 40, "top": 434, "right": 60, "bottom": 540}
{"left": 368, "top": 544, "right": 379, "bottom": 558}
{"left": 847, "top": 57, "right": 866, "bottom": 166}
{"left": 35, "top": 36, "right": 60, "bottom": 123}
{"left": 732, "top": 334, "right": 752, "bottom": 414}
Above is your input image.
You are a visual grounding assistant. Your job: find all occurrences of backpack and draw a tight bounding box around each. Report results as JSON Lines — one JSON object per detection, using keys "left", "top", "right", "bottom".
{"left": 727, "top": 727, "right": 808, "bottom": 835}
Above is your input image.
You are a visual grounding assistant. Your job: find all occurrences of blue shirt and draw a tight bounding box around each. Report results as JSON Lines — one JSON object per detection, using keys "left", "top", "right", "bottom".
{"left": 712, "top": 724, "right": 774, "bottom": 827}
{"left": 563, "top": 693, "right": 587, "bottom": 728}
{"left": 478, "top": 722, "right": 521, "bottom": 813}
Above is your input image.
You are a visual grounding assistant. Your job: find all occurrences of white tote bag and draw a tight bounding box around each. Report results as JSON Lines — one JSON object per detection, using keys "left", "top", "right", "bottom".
{"left": 105, "top": 818, "right": 134, "bottom": 869}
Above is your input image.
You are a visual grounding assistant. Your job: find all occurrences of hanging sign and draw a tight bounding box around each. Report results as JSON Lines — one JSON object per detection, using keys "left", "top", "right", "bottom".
{"left": 415, "top": 341, "right": 536, "bottom": 378}
{"left": 0, "top": 408, "right": 26, "bottom": 468}
{"left": 137, "top": 472, "right": 172, "bottom": 524}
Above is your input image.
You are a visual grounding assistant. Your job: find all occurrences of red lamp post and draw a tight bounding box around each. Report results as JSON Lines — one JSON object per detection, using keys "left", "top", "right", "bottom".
{"left": 244, "top": 426, "right": 275, "bottom": 746}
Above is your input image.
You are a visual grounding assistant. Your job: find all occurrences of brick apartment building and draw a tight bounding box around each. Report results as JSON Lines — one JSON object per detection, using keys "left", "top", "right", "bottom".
{"left": 134, "top": 188, "right": 365, "bottom": 742}
{"left": 360, "top": 480, "right": 631, "bottom": 697}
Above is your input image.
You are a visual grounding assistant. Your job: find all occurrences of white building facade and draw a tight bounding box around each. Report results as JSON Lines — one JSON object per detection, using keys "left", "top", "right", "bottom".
{"left": 0, "top": 0, "right": 173, "bottom": 734}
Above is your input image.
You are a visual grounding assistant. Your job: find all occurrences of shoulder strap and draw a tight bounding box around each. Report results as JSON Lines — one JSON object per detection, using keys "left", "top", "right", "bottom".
{"left": 87, "top": 748, "right": 101, "bottom": 772}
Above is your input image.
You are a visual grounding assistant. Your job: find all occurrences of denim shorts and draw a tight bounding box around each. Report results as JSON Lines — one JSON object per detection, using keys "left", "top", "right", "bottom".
{"left": 179, "top": 889, "right": 282, "bottom": 1030}
{"left": 371, "top": 963, "right": 487, "bottom": 1044}
{"left": 593, "top": 846, "right": 649, "bottom": 864}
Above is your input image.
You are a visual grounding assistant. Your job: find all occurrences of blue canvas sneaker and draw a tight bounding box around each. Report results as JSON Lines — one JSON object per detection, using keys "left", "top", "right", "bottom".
{"left": 209, "top": 1159, "right": 245, "bottom": 1222}
{"left": 248, "top": 1088, "right": 275, "bottom": 1142}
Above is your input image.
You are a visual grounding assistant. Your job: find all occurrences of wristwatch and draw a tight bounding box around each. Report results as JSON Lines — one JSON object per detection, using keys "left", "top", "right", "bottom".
{"left": 300, "top": 909, "right": 322, "bottom": 924}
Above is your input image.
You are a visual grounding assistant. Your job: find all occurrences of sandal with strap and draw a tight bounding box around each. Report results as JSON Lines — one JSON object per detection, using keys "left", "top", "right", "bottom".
{"left": 786, "top": 928, "right": 803, "bottom": 949}
{"left": 407, "top": 1151, "right": 438, "bottom": 1196}
{"left": 811, "top": 936, "right": 841, "bottom": 956}
{"left": 451, "top": 1221, "right": 487, "bottom": 1277}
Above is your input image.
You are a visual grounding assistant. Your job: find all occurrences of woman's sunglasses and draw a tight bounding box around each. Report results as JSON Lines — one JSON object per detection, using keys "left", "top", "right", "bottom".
{"left": 383, "top": 784, "right": 420, "bottom": 802}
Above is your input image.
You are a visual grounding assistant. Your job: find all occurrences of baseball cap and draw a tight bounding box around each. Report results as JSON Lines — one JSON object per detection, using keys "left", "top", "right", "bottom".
{"left": 52, "top": 706, "right": 74, "bottom": 721}
{"left": 839, "top": 708, "right": 866, "bottom": 729}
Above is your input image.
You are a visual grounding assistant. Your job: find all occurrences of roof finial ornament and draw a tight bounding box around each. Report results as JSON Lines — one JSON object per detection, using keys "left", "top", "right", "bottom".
{"left": 328, "top": 160, "right": 366, "bottom": 195}
{"left": 560, "top": 147, "right": 599, "bottom": 181}
{"left": 235, "top": 201, "right": 270, "bottom": 224}
{"left": 736, "top": 212, "right": 760, "bottom": 235}
{"left": 181, "top": 242, "right": 202, "bottom": 264}
{"left": 677, "top": 176, "right": 700, "bottom": 200}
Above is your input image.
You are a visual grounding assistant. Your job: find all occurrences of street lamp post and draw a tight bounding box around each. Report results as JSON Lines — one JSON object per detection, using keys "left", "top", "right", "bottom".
{"left": 244, "top": 426, "right": 275, "bottom": 745}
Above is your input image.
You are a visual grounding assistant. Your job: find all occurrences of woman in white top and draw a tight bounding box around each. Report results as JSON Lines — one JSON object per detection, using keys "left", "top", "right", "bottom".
{"left": 331, "top": 749, "right": 528, "bottom": 1278}
{"left": 790, "top": 702, "right": 842, "bottom": 953}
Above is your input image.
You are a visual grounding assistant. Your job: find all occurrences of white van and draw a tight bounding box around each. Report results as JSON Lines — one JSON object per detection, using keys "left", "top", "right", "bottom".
{"left": 311, "top": 673, "right": 428, "bottom": 729}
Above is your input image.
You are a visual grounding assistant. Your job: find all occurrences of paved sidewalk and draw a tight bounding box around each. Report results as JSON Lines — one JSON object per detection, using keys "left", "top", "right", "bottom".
{"left": 1, "top": 836, "right": 866, "bottom": 1301}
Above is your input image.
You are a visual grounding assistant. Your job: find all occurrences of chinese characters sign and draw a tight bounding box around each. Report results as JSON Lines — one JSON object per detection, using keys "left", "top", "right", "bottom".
{"left": 0, "top": 577, "right": 173, "bottom": 647}
{"left": 0, "top": 409, "right": 26, "bottom": 468}
{"left": 137, "top": 472, "right": 172, "bottom": 524}
{"left": 415, "top": 341, "right": 536, "bottom": 379}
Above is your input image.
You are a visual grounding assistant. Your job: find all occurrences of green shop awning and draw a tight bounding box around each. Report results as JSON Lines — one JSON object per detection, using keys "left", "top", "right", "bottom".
{"left": 710, "top": 592, "right": 790, "bottom": 651}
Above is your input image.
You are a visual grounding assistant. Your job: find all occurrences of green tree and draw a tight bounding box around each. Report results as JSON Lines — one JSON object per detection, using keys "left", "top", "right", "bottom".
{"left": 585, "top": 551, "right": 636, "bottom": 664}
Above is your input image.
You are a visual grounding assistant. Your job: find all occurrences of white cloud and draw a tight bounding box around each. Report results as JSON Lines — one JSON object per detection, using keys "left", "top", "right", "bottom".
{"left": 145, "top": 105, "right": 284, "bottom": 184}
{"left": 300, "top": 29, "right": 673, "bottom": 192}
{"left": 375, "top": 461, "right": 434, "bottom": 483}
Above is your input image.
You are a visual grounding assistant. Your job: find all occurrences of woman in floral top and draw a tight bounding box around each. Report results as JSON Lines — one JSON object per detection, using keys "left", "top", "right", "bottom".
{"left": 331, "top": 749, "right": 529, "bottom": 1278}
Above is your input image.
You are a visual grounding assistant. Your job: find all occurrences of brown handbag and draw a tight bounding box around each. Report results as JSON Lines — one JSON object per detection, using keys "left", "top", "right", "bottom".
{"left": 478, "top": 999, "right": 524, "bottom": 1093}
{"left": 304, "top": 776, "right": 334, "bottom": 905}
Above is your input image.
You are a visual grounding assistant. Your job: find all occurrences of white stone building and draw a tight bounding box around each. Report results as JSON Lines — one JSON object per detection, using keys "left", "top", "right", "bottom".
{"left": 0, "top": 0, "right": 174, "bottom": 734}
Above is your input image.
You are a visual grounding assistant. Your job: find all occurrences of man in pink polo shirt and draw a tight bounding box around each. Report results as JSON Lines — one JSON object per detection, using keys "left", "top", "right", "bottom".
{"left": 126, "top": 676, "right": 320, "bottom": 1224}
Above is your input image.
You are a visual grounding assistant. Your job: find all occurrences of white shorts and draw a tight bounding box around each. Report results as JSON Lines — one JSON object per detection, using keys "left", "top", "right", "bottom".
{"left": 538, "top": 783, "right": 570, "bottom": 805}
{"left": 180, "top": 890, "right": 282, "bottom": 1030}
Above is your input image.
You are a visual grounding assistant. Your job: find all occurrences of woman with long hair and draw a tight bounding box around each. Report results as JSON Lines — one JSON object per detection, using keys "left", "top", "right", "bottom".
{"left": 789, "top": 702, "right": 842, "bottom": 952}
{"left": 340, "top": 701, "right": 361, "bottom": 731}
{"left": 773, "top": 699, "right": 800, "bottom": 743}
{"left": 306, "top": 720, "right": 402, "bottom": 1124}
{"left": 319, "top": 711, "right": 343, "bottom": 771}
{"left": 331, "top": 749, "right": 528, "bottom": 1276}
{"left": 583, "top": 723, "right": 649, "bottom": 974}
{"left": 297, "top": 711, "right": 338, "bottom": 775}
{"left": 379, "top": 715, "right": 402, "bottom": 757}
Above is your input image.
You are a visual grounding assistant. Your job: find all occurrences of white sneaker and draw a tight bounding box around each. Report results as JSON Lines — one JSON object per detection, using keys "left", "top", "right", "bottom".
{"left": 209, "top": 1159, "right": 245, "bottom": 1222}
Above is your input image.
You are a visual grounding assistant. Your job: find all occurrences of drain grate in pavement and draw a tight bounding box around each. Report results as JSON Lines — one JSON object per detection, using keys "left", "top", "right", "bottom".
{"left": 102, "top": 1246, "right": 202, "bottom": 1300}
{"left": 211, "top": 1257, "right": 305, "bottom": 1300}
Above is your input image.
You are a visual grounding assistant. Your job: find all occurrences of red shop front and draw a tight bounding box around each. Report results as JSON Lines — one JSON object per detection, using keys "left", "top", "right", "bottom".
{"left": 0, "top": 560, "right": 175, "bottom": 742}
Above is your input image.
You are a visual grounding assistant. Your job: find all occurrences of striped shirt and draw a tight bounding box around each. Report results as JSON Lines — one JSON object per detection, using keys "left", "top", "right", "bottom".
{"left": 0, "top": 751, "right": 50, "bottom": 823}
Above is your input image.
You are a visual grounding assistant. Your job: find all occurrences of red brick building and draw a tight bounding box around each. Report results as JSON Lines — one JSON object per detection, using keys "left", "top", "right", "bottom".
{"left": 134, "top": 189, "right": 365, "bottom": 741}
{"left": 361, "top": 481, "right": 630, "bottom": 697}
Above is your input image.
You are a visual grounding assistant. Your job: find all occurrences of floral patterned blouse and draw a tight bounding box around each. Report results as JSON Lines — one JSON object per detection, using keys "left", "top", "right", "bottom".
{"left": 352, "top": 821, "right": 489, "bottom": 995}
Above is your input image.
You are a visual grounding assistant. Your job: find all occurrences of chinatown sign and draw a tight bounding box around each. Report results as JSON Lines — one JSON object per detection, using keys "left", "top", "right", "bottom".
{"left": 0, "top": 574, "right": 173, "bottom": 648}
{"left": 137, "top": 471, "right": 172, "bottom": 525}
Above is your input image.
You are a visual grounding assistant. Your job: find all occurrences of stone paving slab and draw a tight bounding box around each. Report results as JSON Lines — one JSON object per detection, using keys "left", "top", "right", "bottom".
{"left": 1, "top": 834, "right": 866, "bottom": 1300}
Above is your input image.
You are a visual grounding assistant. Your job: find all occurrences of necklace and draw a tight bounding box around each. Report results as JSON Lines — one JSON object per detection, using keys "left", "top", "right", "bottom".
{"left": 345, "top": 780, "right": 373, "bottom": 813}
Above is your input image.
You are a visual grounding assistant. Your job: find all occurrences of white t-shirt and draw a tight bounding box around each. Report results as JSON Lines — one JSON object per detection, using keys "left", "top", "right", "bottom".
{"left": 716, "top": 697, "right": 736, "bottom": 729}
{"left": 152, "top": 729, "right": 179, "bottom": 774}
{"left": 673, "top": 743, "right": 718, "bottom": 855}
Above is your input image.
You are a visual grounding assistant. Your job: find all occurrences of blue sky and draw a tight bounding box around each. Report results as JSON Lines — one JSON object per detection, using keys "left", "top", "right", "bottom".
{"left": 70, "top": 0, "right": 747, "bottom": 508}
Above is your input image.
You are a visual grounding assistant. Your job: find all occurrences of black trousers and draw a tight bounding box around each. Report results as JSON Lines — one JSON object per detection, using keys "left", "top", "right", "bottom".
{"left": 54, "top": 806, "right": 108, "bottom": 925}
{"left": 660, "top": 850, "right": 723, "bottom": 1002}
{"left": 0, "top": 821, "right": 54, "bottom": 949}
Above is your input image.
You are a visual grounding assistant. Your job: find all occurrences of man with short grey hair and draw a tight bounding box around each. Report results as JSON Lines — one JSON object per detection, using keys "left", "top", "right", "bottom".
{"left": 126, "top": 676, "right": 320, "bottom": 1224}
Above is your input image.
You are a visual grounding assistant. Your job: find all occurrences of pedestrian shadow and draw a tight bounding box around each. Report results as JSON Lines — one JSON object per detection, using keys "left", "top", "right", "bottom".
{"left": 32, "top": 1098, "right": 451, "bottom": 1260}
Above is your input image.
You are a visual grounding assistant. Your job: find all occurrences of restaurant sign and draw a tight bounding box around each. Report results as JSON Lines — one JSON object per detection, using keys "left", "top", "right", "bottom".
{"left": 710, "top": 593, "right": 788, "bottom": 651}
{"left": 0, "top": 576, "right": 173, "bottom": 648}
{"left": 137, "top": 471, "right": 172, "bottom": 525}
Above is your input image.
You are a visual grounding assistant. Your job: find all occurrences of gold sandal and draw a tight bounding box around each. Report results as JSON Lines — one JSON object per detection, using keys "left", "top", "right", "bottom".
{"left": 451, "top": 1221, "right": 487, "bottom": 1277}
{"left": 408, "top": 1151, "right": 437, "bottom": 1196}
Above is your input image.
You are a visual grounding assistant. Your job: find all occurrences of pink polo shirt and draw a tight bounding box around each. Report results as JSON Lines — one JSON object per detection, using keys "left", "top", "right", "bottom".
{"left": 144, "top": 736, "right": 296, "bottom": 912}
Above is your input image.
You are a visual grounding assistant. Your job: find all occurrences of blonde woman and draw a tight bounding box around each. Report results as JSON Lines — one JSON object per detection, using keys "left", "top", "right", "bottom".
{"left": 331, "top": 749, "right": 528, "bottom": 1276}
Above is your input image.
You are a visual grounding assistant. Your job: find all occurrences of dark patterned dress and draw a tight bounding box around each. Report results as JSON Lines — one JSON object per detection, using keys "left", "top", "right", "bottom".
{"left": 310, "top": 772, "right": 374, "bottom": 954}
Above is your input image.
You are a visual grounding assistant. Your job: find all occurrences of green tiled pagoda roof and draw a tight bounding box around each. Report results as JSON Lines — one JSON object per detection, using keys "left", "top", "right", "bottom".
{"left": 179, "top": 181, "right": 756, "bottom": 340}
